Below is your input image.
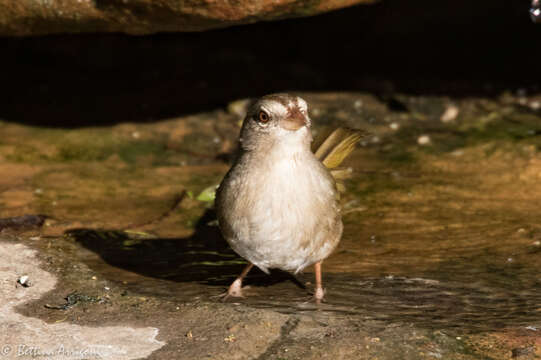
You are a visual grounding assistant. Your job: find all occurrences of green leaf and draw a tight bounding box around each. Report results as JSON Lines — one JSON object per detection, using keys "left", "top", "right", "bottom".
{"left": 196, "top": 185, "right": 217, "bottom": 202}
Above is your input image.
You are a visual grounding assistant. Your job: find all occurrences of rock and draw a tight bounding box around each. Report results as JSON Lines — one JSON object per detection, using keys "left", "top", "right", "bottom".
{"left": 17, "top": 275, "right": 31, "bottom": 287}
{"left": 2, "top": 92, "right": 541, "bottom": 359}
{"left": 0, "top": 215, "right": 47, "bottom": 232}
{"left": 0, "top": 0, "right": 377, "bottom": 36}
{"left": 417, "top": 134, "right": 431, "bottom": 145}
{"left": 389, "top": 122, "right": 400, "bottom": 130}
{"left": 440, "top": 104, "right": 459, "bottom": 123}
{"left": 511, "top": 346, "right": 535, "bottom": 358}
{"left": 0, "top": 242, "right": 165, "bottom": 359}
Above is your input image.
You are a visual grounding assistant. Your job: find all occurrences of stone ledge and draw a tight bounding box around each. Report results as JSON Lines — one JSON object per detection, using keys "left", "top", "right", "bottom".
{"left": 0, "top": 0, "right": 377, "bottom": 36}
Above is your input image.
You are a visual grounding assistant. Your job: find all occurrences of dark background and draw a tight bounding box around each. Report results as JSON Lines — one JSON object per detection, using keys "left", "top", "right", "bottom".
{"left": 0, "top": 0, "right": 539, "bottom": 126}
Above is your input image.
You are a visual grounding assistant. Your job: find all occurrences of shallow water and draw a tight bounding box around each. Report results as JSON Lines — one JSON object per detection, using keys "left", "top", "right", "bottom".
{"left": 63, "top": 193, "right": 541, "bottom": 334}
{"left": 4, "top": 93, "right": 541, "bottom": 336}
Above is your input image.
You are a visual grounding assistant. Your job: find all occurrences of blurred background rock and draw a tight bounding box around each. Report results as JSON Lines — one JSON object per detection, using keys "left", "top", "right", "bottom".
{"left": 0, "top": 0, "right": 539, "bottom": 126}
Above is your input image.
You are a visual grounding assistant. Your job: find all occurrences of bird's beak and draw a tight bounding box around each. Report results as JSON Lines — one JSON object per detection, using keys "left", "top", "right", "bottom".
{"left": 280, "top": 110, "right": 309, "bottom": 131}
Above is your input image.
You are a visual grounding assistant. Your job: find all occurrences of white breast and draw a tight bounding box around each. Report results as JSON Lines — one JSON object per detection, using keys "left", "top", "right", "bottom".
{"left": 220, "top": 129, "right": 342, "bottom": 273}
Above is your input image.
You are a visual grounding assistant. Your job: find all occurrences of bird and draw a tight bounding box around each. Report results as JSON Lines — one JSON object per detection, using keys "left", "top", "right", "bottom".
{"left": 215, "top": 93, "right": 362, "bottom": 303}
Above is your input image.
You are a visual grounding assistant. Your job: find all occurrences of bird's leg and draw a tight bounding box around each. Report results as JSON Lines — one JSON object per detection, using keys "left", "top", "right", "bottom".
{"left": 314, "top": 261, "right": 325, "bottom": 303}
{"left": 222, "top": 263, "right": 254, "bottom": 299}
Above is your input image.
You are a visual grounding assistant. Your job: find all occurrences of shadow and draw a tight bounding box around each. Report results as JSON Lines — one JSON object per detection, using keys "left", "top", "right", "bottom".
{"left": 66, "top": 209, "right": 306, "bottom": 289}
{"left": 63, "top": 210, "right": 541, "bottom": 333}
{"left": 1, "top": 0, "right": 540, "bottom": 127}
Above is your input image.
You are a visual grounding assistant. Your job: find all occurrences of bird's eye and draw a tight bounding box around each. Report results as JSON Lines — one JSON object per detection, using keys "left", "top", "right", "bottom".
{"left": 258, "top": 111, "right": 270, "bottom": 123}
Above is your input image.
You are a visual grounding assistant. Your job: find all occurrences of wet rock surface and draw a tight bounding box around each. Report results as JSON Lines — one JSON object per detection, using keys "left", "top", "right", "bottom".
{"left": 0, "top": 0, "right": 375, "bottom": 36}
{"left": 1, "top": 92, "right": 541, "bottom": 359}
{"left": 0, "top": 242, "right": 165, "bottom": 360}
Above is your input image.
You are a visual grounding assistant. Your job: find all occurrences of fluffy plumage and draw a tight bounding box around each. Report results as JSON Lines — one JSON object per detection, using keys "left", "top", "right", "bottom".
{"left": 215, "top": 93, "right": 360, "bottom": 300}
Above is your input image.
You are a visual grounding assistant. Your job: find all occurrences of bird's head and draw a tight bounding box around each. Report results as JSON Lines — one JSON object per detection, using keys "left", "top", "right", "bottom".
{"left": 239, "top": 93, "right": 312, "bottom": 151}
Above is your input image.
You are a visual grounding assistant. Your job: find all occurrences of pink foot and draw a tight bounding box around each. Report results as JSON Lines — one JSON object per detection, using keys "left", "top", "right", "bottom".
{"left": 216, "top": 279, "right": 250, "bottom": 301}
{"left": 227, "top": 278, "right": 244, "bottom": 297}
{"left": 314, "top": 287, "right": 325, "bottom": 304}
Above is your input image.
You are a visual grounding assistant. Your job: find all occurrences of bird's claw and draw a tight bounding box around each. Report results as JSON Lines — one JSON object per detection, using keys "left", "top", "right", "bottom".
{"left": 299, "top": 288, "right": 326, "bottom": 305}
{"left": 314, "top": 287, "right": 325, "bottom": 304}
{"left": 213, "top": 279, "right": 250, "bottom": 302}
{"left": 214, "top": 292, "right": 243, "bottom": 302}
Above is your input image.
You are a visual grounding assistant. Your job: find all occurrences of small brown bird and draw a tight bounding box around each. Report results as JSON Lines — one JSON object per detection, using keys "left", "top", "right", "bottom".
{"left": 216, "top": 93, "right": 361, "bottom": 302}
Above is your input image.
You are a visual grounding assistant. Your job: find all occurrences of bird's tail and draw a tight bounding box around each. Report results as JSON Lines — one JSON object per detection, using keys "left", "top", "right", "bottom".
{"left": 313, "top": 128, "right": 366, "bottom": 193}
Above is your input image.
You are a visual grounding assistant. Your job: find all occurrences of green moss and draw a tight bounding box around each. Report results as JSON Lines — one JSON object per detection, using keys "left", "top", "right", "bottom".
{"left": 380, "top": 104, "right": 541, "bottom": 161}
{"left": 56, "top": 142, "right": 111, "bottom": 162}
{"left": 350, "top": 172, "right": 410, "bottom": 200}
{"left": 381, "top": 148, "right": 416, "bottom": 163}
{"left": 176, "top": 133, "right": 216, "bottom": 154}
{"left": 55, "top": 140, "right": 168, "bottom": 164}
{"left": 6, "top": 144, "right": 49, "bottom": 162}
{"left": 462, "top": 114, "right": 541, "bottom": 143}
{"left": 3, "top": 125, "right": 174, "bottom": 166}
{"left": 186, "top": 174, "right": 224, "bottom": 196}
